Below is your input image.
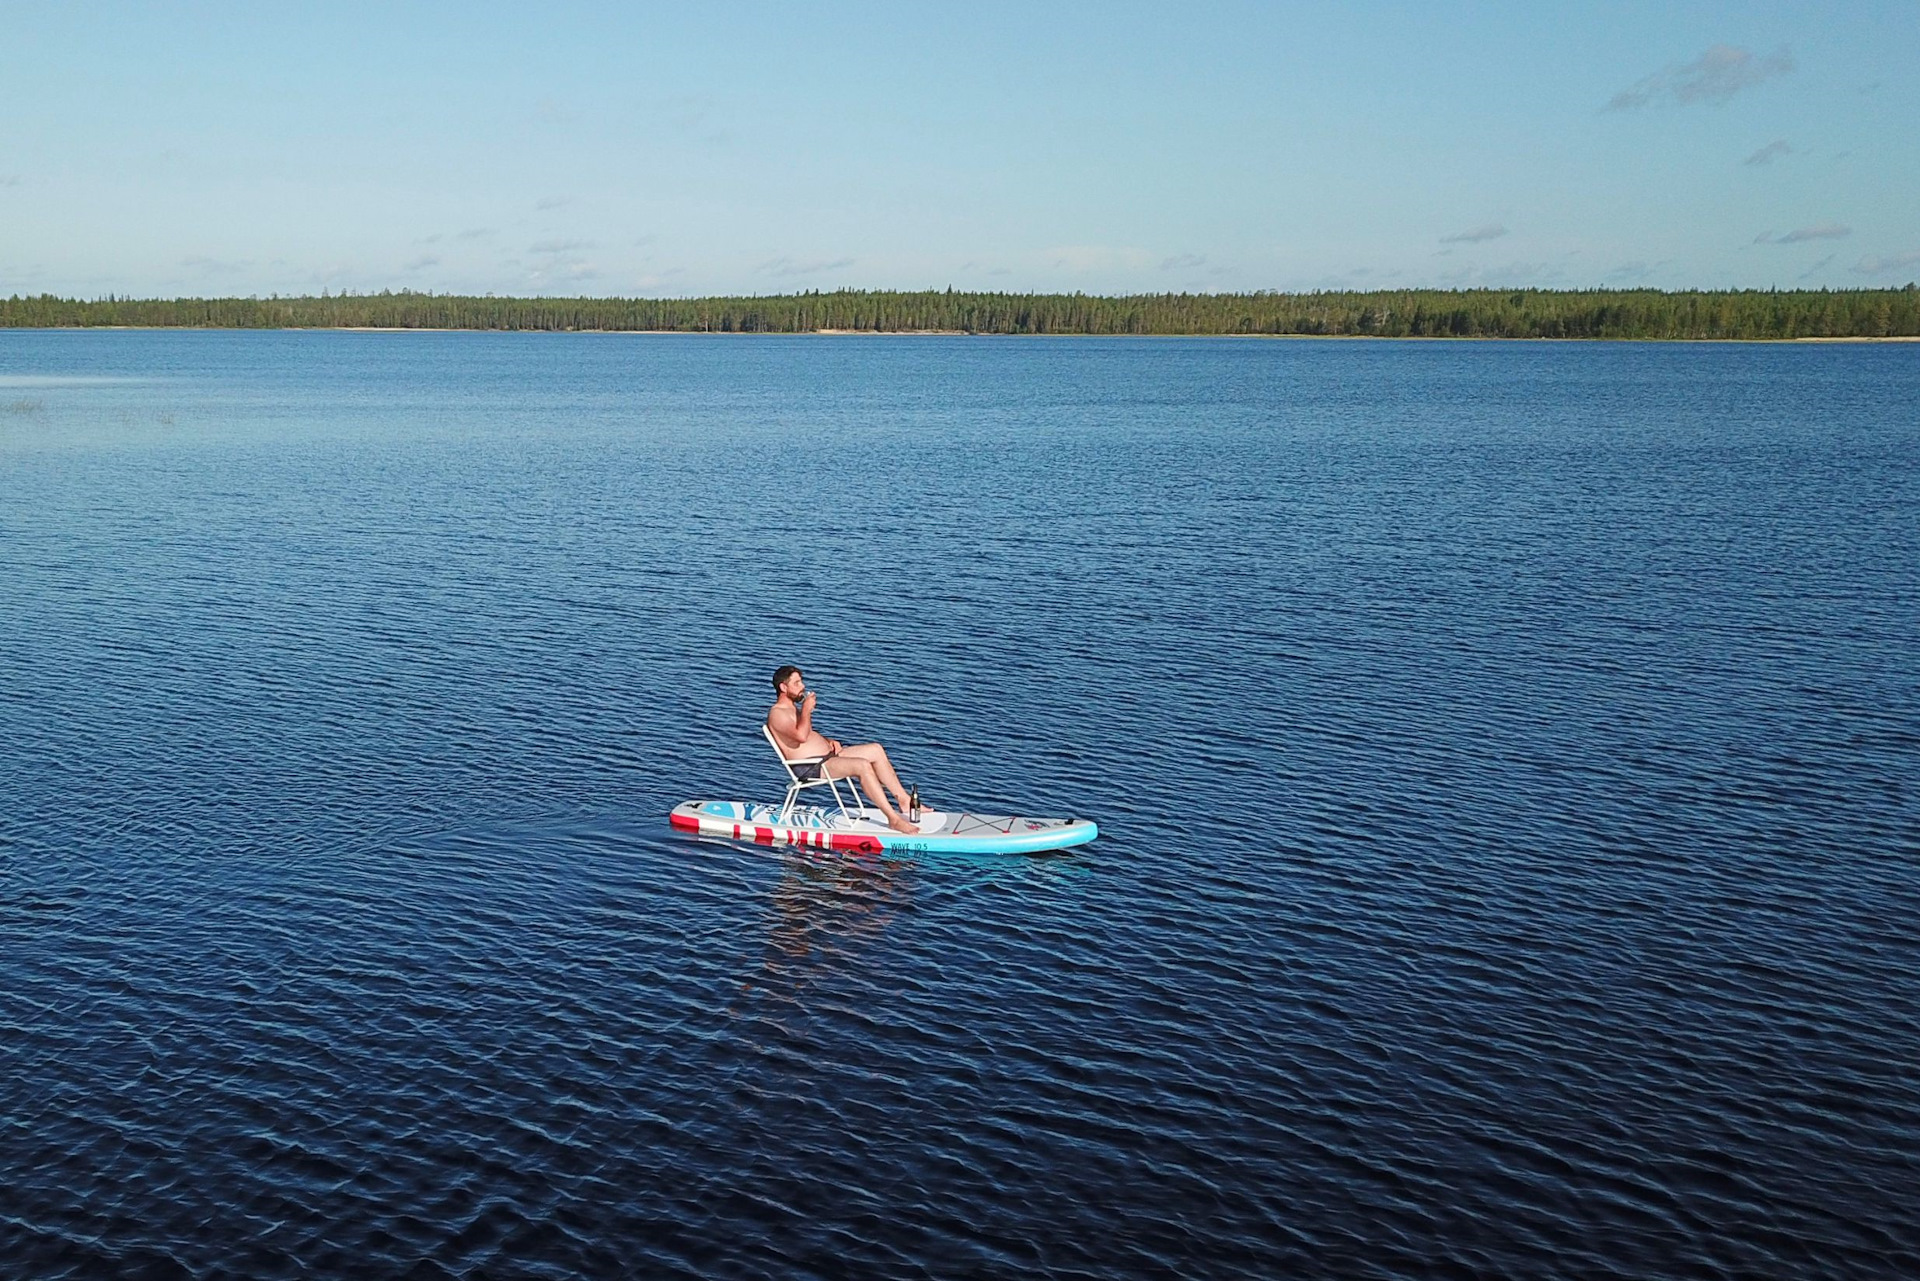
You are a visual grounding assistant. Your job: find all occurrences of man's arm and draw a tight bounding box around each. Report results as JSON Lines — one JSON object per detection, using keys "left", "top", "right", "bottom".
{"left": 768, "top": 692, "right": 835, "bottom": 756}
{"left": 767, "top": 697, "right": 812, "bottom": 755}
{"left": 798, "top": 692, "right": 839, "bottom": 752}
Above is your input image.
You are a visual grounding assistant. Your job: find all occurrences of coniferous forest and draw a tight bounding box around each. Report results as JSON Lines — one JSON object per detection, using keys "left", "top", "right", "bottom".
{"left": 3, "top": 287, "right": 1918, "bottom": 339}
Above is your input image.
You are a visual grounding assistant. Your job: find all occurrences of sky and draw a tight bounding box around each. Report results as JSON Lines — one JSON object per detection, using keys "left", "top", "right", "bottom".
{"left": 4, "top": 1, "right": 1917, "bottom": 298}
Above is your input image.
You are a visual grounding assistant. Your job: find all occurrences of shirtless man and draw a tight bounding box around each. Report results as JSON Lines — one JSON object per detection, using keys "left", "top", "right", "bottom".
{"left": 766, "top": 665, "right": 919, "bottom": 834}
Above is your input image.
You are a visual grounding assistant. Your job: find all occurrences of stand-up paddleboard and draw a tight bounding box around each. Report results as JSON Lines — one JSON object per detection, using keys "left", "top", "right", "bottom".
{"left": 669, "top": 799, "right": 1097, "bottom": 856}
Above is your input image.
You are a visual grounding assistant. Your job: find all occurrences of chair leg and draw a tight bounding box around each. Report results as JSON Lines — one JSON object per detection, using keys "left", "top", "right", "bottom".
{"left": 832, "top": 775, "right": 868, "bottom": 817}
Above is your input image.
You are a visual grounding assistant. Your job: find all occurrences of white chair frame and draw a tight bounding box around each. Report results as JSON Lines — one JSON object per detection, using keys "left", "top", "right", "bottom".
{"left": 763, "top": 724, "right": 867, "bottom": 821}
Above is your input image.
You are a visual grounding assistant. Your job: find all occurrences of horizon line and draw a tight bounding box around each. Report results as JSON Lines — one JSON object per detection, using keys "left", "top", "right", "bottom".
{"left": 12, "top": 283, "right": 1920, "bottom": 304}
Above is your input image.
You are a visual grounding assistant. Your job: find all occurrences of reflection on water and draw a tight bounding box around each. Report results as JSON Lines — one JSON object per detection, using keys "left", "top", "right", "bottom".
{"left": 755, "top": 854, "right": 916, "bottom": 993}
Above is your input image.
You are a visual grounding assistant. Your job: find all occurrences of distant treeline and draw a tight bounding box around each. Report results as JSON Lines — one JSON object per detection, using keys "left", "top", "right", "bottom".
{"left": 4, "top": 286, "right": 1919, "bottom": 339}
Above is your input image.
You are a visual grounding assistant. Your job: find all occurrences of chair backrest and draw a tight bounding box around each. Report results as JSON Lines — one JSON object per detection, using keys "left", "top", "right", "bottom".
{"left": 762, "top": 723, "right": 805, "bottom": 781}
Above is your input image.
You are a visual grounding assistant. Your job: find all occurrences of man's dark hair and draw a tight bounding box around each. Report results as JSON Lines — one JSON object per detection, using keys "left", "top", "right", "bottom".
{"left": 772, "top": 665, "right": 801, "bottom": 691}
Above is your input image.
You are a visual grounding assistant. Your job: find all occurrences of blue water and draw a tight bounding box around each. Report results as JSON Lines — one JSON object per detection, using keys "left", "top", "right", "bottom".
{"left": 3, "top": 330, "right": 1917, "bottom": 1279}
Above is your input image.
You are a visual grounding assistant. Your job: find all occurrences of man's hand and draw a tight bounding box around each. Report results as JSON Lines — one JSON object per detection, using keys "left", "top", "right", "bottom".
{"left": 826, "top": 739, "right": 842, "bottom": 755}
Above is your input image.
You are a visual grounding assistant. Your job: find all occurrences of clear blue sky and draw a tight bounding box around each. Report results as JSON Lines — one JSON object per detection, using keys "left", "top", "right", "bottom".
{"left": 4, "top": 1, "right": 1916, "bottom": 297}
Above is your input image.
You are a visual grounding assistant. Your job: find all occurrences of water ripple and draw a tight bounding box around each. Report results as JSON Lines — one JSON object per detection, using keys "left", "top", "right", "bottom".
{"left": 2, "top": 332, "right": 1917, "bottom": 1277}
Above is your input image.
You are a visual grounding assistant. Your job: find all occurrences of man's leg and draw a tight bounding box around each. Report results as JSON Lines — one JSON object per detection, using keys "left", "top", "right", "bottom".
{"left": 825, "top": 755, "right": 917, "bottom": 834}
{"left": 835, "top": 743, "right": 911, "bottom": 811}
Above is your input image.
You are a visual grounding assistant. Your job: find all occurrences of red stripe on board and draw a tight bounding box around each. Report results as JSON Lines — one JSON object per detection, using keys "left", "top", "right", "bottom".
{"left": 674, "top": 810, "right": 889, "bottom": 858}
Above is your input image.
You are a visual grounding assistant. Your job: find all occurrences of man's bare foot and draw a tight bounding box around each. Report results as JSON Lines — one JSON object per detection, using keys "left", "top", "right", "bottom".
{"left": 887, "top": 814, "right": 920, "bottom": 835}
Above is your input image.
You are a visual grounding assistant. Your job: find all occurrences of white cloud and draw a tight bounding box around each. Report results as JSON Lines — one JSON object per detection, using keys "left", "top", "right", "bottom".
{"left": 1743, "top": 139, "right": 1792, "bottom": 166}
{"left": 1435, "top": 260, "right": 1564, "bottom": 287}
{"left": 1778, "top": 223, "right": 1851, "bottom": 243}
{"left": 179, "top": 255, "right": 250, "bottom": 275}
{"left": 653, "top": 94, "right": 731, "bottom": 145}
{"left": 402, "top": 255, "right": 440, "bottom": 272}
{"left": 756, "top": 256, "right": 855, "bottom": 278}
{"left": 1607, "top": 45, "right": 1794, "bottom": 110}
{"left": 532, "top": 99, "right": 578, "bottom": 128}
{"left": 535, "top": 195, "right": 571, "bottom": 211}
{"left": 509, "top": 236, "right": 602, "bottom": 289}
{"left": 1440, "top": 223, "right": 1509, "bottom": 245}
{"left": 1047, "top": 245, "right": 1152, "bottom": 272}
{"left": 522, "top": 260, "right": 600, "bottom": 287}
{"left": 1160, "top": 253, "right": 1207, "bottom": 271}
{"left": 1853, "top": 252, "right": 1920, "bottom": 276}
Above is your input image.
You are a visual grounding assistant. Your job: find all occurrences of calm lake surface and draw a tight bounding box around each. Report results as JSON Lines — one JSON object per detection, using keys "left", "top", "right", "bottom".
{"left": 3, "top": 330, "right": 1917, "bottom": 1279}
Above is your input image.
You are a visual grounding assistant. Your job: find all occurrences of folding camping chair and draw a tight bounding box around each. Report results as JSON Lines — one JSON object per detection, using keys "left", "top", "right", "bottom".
{"left": 762, "top": 723, "right": 867, "bottom": 821}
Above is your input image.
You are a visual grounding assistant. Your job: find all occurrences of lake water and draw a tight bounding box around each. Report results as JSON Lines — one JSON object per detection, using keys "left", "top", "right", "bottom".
{"left": 2, "top": 330, "right": 1917, "bottom": 1278}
